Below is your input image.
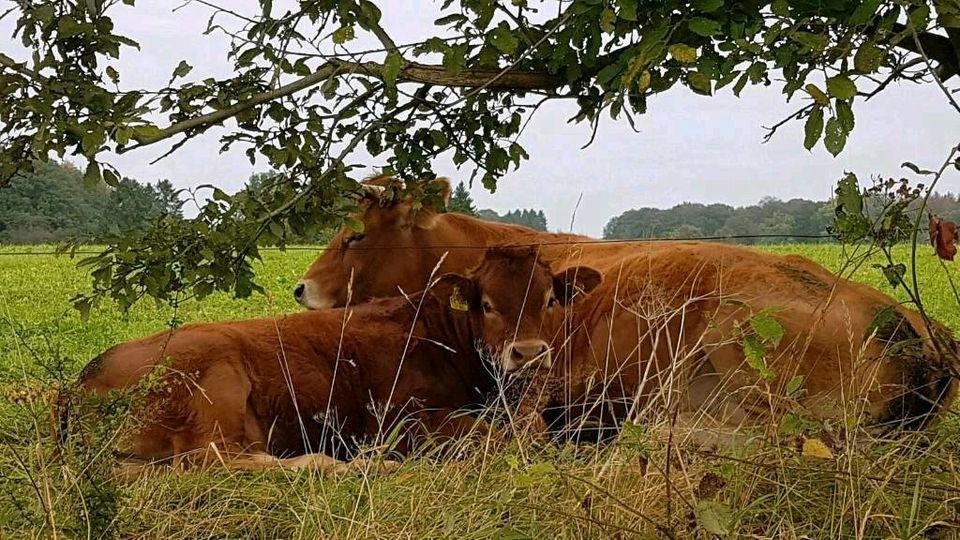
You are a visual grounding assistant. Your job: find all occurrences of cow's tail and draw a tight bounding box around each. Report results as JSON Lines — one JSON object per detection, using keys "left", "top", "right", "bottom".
{"left": 876, "top": 310, "right": 959, "bottom": 431}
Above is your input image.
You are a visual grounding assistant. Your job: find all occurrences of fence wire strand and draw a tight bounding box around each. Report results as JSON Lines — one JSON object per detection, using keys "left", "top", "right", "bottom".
{"left": 0, "top": 233, "right": 837, "bottom": 256}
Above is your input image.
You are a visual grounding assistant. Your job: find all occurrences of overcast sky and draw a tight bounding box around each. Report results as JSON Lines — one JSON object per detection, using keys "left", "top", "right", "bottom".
{"left": 3, "top": 1, "right": 958, "bottom": 237}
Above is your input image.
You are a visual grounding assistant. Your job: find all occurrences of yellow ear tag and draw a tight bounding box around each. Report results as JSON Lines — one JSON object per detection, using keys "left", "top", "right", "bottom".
{"left": 449, "top": 286, "right": 469, "bottom": 312}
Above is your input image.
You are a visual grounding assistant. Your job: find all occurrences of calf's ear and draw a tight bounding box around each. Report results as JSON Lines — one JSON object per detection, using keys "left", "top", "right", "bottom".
{"left": 429, "top": 273, "right": 477, "bottom": 313}
{"left": 553, "top": 266, "right": 602, "bottom": 305}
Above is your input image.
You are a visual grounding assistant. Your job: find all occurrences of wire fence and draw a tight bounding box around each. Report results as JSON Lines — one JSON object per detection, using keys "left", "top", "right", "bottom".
{"left": 0, "top": 233, "right": 838, "bottom": 256}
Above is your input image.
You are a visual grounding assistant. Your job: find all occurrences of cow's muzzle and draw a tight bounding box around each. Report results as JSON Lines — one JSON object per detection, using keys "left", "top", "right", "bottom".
{"left": 294, "top": 280, "right": 334, "bottom": 310}
{"left": 502, "top": 340, "right": 552, "bottom": 373}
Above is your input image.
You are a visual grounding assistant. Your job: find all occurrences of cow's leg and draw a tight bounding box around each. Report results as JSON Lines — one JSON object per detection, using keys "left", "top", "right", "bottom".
{"left": 159, "top": 361, "right": 257, "bottom": 470}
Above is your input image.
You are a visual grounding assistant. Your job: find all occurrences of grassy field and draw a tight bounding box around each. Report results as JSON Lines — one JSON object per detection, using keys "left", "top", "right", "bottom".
{"left": 1, "top": 243, "right": 959, "bottom": 538}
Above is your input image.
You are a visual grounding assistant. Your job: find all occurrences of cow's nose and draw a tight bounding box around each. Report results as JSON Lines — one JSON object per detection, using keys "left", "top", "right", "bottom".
{"left": 511, "top": 343, "right": 548, "bottom": 363}
{"left": 504, "top": 340, "right": 552, "bottom": 372}
{"left": 293, "top": 282, "right": 306, "bottom": 301}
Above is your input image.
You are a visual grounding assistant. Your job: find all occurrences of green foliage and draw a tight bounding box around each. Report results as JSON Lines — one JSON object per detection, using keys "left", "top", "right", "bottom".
{"left": 829, "top": 173, "right": 926, "bottom": 247}
{"left": 606, "top": 190, "right": 960, "bottom": 243}
{"left": 448, "top": 181, "right": 477, "bottom": 216}
{"left": 739, "top": 308, "right": 785, "bottom": 382}
{"left": 477, "top": 208, "right": 548, "bottom": 231}
{"left": 4, "top": 0, "right": 960, "bottom": 310}
{"left": 604, "top": 197, "right": 834, "bottom": 242}
{"left": 241, "top": 171, "right": 335, "bottom": 244}
{"left": 0, "top": 161, "right": 182, "bottom": 244}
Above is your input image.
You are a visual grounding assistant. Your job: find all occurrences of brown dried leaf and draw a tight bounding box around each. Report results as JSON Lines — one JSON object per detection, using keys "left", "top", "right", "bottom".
{"left": 929, "top": 214, "right": 959, "bottom": 261}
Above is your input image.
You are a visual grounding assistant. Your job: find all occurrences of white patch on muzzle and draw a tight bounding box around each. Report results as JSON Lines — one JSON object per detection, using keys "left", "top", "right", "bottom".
{"left": 501, "top": 340, "right": 553, "bottom": 373}
{"left": 294, "top": 280, "right": 335, "bottom": 310}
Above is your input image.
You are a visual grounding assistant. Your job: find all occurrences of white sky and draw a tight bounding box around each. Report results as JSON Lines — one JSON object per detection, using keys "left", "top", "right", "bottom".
{"left": 2, "top": 1, "right": 958, "bottom": 237}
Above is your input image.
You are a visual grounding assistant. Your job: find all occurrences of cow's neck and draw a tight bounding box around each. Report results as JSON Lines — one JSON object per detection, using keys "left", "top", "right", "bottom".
{"left": 414, "top": 299, "right": 488, "bottom": 385}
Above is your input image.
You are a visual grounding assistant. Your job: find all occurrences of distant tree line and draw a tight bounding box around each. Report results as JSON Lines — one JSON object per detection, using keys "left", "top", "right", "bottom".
{"left": 6, "top": 168, "right": 957, "bottom": 246}
{"left": 0, "top": 161, "right": 182, "bottom": 244}
{"left": 603, "top": 194, "right": 960, "bottom": 243}
{"left": 449, "top": 181, "right": 548, "bottom": 231}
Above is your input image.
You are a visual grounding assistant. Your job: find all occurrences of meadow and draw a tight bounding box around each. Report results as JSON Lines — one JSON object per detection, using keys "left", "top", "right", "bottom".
{"left": 1, "top": 243, "right": 959, "bottom": 538}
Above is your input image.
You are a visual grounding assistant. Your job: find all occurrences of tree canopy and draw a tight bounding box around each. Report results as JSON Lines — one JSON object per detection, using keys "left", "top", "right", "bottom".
{"left": 448, "top": 181, "right": 479, "bottom": 216}
{"left": 603, "top": 193, "right": 960, "bottom": 242}
{"left": 0, "top": 161, "right": 182, "bottom": 244}
{"left": 2, "top": 0, "right": 960, "bottom": 311}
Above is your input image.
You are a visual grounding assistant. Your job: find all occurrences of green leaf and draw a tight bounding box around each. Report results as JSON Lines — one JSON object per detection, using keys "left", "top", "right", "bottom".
{"left": 434, "top": 13, "right": 467, "bottom": 26}
{"left": 102, "top": 168, "right": 119, "bottom": 187}
{"left": 826, "top": 75, "right": 857, "bottom": 99}
{"left": 599, "top": 8, "right": 616, "bottom": 33}
{"left": 750, "top": 311, "right": 785, "bottom": 344}
{"left": 106, "top": 66, "right": 120, "bottom": 84}
{"left": 687, "top": 72, "right": 713, "bottom": 95}
{"left": 854, "top": 42, "right": 884, "bottom": 72}
{"left": 332, "top": 26, "right": 355, "bottom": 44}
{"left": 836, "top": 100, "right": 854, "bottom": 133}
{"left": 490, "top": 24, "right": 519, "bottom": 54}
{"left": 909, "top": 5, "right": 930, "bottom": 30}
{"left": 83, "top": 161, "right": 101, "bottom": 189}
{"left": 596, "top": 63, "right": 622, "bottom": 86}
{"left": 268, "top": 220, "right": 284, "bottom": 239}
{"left": 803, "top": 106, "right": 824, "bottom": 151}
{"left": 876, "top": 263, "right": 906, "bottom": 287}
{"left": 849, "top": 0, "right": 882, "bottom": 25}
{"left": 359, "top": 0, "right": 382, "bottom": 25}
{"left": 383, "top": 52, "right": 404, "bottom": 87}
{"left": 34, "top": 4, "right": 55, "bottom": 26}
{"left": 691, "top": 0, "right": 723, "bottom": 13}
{"left": 823, "top": 116, "right": 847, "bottom": 156}
{"left": 805, "top": 83, "right": 829, "bottom": 105}
{"left": 617, "top": 0, "right": 637, "bottom": 21}
{"left": 688, "top": 17, "right": 721, "bottom": 36}
{"left": 786, "top": 375, "right": 805, "bottom": 396}
{"left": 74, "top": 297, "right": 93, "bottom": 324}
{"left": 901, "top": 161, "right": 935, "bottom": 176}
{"left": 668, "top": 44, "right": 698, "bottom": 63}
{"left": 743, "top": 335, "right": 775, "bottom": 381}
{"left": 743, "top": 335, "right": 766, "bottom": 368}
{"left": 695, "top": 501, "right": 734, "bottom": 535}
{"left": 321, "top": 77, "right": 339, "bottom": 99}
{"left": 172, "top": 60, "right": 193, "bottom": 80}
{"left": 791, "top": 31, "right": 828, "bottom": 51}
{"left": 770, "top": 0, "right": 790, "bottom": 17}
{"left": 835, "top": 173, "right": 864, "bottom": 215}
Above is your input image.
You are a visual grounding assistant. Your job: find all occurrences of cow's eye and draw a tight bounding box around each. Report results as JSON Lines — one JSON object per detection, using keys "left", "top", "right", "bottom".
{"left": 482, "top": 300, "right": 494, "bottom": 314}
{"left": 344, "top": 233, "right": 366, "bottom": 246}
{"left": 547, "top": 296, "right": 558, "bottom": 308}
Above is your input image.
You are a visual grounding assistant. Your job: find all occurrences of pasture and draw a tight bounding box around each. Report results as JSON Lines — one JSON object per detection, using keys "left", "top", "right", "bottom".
{"left": 2, "top": 243, "right": 959, "bottom": 538}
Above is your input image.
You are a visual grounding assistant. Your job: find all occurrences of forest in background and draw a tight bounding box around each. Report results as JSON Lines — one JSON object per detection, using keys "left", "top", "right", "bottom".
{"left": 3, "top": 161, "right": 960, "bottom": 244}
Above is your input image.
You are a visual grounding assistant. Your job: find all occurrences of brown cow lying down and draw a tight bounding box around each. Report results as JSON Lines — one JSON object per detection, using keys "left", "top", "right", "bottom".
{"left": 295, "top": 176, "right": 959, "bottom": 443}
{"left": 61, "top": 247, "right": 601, "bottom": 475}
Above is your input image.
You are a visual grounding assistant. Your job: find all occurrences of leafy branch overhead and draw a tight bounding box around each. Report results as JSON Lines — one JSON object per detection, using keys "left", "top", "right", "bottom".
{"left": 3, "top": 0, "right": 960, "bottom": 311}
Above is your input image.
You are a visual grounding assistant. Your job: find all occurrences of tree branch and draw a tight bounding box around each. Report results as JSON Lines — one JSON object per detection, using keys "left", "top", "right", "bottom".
{"left": 116, "top": 59, "right": 564, "bottom": 153}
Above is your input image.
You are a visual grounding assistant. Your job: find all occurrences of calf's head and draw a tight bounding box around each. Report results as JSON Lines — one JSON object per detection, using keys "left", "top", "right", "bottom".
{"left": 429, "top": 247, "right": 601, "bottom": 373}
{"left": 295, "top": 176, "right": 455, "bottom": 309}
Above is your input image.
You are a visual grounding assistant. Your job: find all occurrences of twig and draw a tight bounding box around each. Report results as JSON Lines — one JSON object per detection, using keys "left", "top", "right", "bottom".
{"left": 762, "top": 103, "right": 814, "bottom": 143}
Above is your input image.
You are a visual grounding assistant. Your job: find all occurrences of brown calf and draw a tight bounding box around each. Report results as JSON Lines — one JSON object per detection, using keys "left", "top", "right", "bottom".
{"left": 63, "top": 247, "right": 601, "bottom": 474}
{"left": 296, "top": 176, "right": 959, "bottom": 440}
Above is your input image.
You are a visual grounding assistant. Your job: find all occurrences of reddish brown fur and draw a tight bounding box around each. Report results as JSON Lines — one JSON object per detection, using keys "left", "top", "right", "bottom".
{"left": 298, "top": 177, "right": 959, "bottom": 436}
{"left": 70, "top": 247, "right": 600, "bottom": 472}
